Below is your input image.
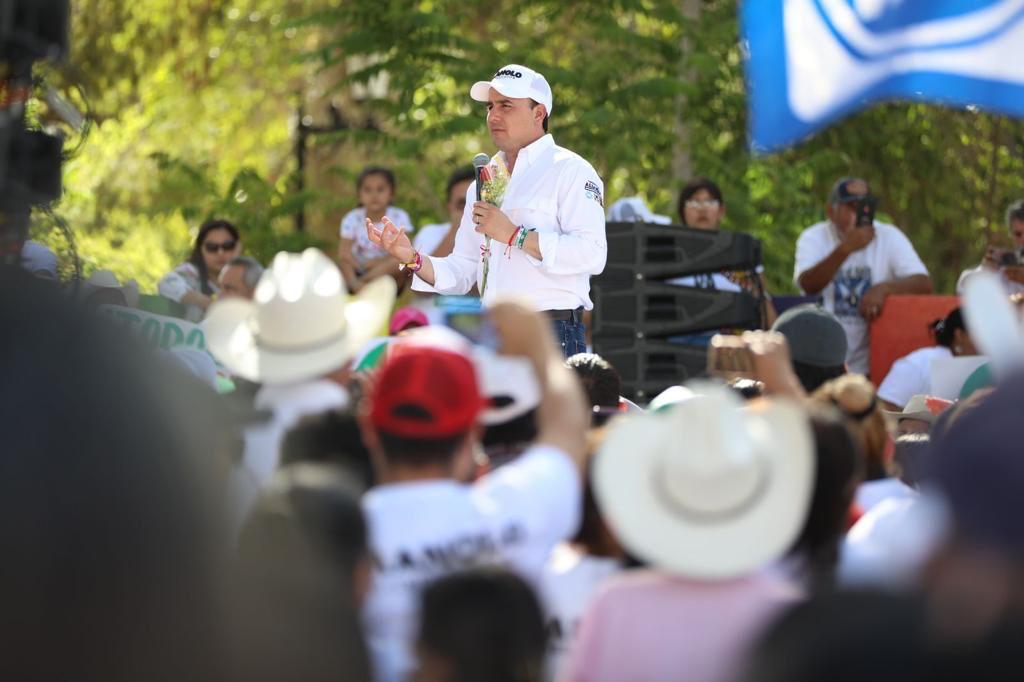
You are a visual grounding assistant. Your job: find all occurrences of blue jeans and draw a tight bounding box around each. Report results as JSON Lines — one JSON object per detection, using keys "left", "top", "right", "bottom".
{"left": 551, "top": 319, "right": 587, "bottom": 358}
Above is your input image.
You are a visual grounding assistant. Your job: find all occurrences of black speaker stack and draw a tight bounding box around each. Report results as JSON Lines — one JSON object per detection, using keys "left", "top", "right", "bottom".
{"left": 592, "top": 222, "right": 766, "bottom": 402}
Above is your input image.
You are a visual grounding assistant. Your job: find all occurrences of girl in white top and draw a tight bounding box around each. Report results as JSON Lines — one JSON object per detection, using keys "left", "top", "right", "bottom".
{"left": 338, "top": 166, "right": 414, "bottom": 293}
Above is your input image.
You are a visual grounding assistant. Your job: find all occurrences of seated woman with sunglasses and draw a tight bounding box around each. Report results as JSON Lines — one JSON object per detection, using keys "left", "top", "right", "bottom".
{"left": 158, "top": 219, "right": 243, "bottom": 321}
{"left": 670, "top": 177, "right": 778, "bottom": 328}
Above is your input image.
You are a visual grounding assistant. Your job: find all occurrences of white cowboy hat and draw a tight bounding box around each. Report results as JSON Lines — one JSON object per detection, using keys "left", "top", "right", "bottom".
{"left": 593, "top": 383, "right": 815, "bottom": 580}
{"left": 203, "top": 248, "right": 396, "bottom": 384}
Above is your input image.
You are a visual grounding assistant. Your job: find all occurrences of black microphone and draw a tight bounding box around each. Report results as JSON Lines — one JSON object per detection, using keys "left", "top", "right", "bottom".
{"left": 472, "top": 153, "right": 489, "bottom": 203}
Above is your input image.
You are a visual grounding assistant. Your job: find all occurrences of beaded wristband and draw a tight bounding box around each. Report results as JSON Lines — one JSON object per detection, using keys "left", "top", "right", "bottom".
{"left": 400, "top": 251, "right": 423, "bottom": 273}
{"left": 515, "top": 226, "right": 530, "bottom": 250}
{"left": 504, "top": 226, "right": 526, "bottom": 258}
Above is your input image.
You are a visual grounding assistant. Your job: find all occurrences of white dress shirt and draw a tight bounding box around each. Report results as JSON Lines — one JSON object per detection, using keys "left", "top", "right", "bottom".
{"left": 411, "top": 134, "right": 607, "bottom": 311}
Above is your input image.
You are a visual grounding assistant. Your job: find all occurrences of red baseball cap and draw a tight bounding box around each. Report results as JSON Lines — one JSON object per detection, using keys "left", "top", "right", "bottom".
{"left": 369, "top": 342, "right": 485, "bottom": 439}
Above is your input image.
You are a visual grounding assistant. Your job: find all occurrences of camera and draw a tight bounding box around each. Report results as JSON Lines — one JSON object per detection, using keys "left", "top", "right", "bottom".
{"left": 854, "top": 195, "right": 877, "bottom": 228}
{"left": 997, "top": 248, "right": 1024, "bottom": 267}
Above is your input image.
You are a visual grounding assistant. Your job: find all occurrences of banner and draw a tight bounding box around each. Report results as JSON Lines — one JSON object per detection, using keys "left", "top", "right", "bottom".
{"left": 99, "top": 305, "right": 208, "bottom": 352}
{"left": 930, "top": 355, "right": 989, "bottom": 400}
{"left": 743, "top": 1, "right": 1024, "bottom": 150}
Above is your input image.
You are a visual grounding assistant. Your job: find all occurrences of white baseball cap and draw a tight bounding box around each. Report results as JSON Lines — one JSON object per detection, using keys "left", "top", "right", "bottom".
{"left": 470, "top": 64, "right": 553, "bottom": 115}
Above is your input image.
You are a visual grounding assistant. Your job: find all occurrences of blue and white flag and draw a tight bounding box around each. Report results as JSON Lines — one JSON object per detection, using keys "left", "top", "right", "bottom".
{"left": 742, "top": 1, "right": 1024, "bottom": 151}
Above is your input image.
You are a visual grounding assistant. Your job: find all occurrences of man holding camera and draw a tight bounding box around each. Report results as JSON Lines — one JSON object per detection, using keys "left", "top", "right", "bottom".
{"left": 794, "top": 177, "right": 932, "bottom": 374}
{"left": 957, "top": 199, "right": 1024, "bottom": 297}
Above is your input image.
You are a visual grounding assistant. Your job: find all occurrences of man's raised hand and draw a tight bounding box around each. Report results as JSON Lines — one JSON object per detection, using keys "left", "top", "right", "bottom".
{"left": 366, "top": 216, "right": 415, "bottom": 263}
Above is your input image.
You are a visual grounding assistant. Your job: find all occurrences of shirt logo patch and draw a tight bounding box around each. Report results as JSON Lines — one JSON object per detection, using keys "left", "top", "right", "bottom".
{"left": 834, "top": 266, "right": 872, "bottom": 318}
{"left": 584, "top": 180, "right": 603, "bottom": 207}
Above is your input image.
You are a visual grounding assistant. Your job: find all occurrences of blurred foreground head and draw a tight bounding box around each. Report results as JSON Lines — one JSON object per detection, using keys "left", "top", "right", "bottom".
{"left": 0, "top": 267, "right": 229, "bottom": 680}
{"left": 416, "top": 568, "right": 546, "bottom": 682}
{"left": 930, "top": 375, "right": 1024, "bottom": 558}
{"left": 232, "top": 463, "right": 371, "bottom": 681}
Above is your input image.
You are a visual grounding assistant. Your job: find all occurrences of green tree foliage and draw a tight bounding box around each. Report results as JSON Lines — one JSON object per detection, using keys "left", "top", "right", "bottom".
{"left": 41, "top": 0, "right": 1024, "bottom": 296}
{"left": 682, "top": 1, "right": 1024, "bottom": 294}
{"left": 37, "top": 0, "right": 322, "bottom": 290}
{"left": 303, "top": 0, "right": 1024, "bottom": 293}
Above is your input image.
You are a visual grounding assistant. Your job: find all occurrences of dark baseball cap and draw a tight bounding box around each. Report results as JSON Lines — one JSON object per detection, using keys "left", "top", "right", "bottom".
{"left": 828, "top": 177, "right": 871, "bottom": 204}
{"left": 771, "top": 305, "right": 848, "bottom": 368}
{"left": 928, "top": 373, "right": 1024, "bottom": 554}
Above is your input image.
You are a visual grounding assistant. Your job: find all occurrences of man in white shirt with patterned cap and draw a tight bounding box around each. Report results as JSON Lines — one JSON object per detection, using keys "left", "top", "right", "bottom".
{"left": 367, "top": 64, "right": 608, "bottom": 356}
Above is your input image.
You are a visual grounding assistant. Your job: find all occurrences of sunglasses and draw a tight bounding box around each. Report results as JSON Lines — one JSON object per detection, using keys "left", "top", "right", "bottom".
{"left": 203, "top": 239, "right": 237, "bottom": 254}
{"left": 685, "top": 199, "right": 720, "bottom": 210}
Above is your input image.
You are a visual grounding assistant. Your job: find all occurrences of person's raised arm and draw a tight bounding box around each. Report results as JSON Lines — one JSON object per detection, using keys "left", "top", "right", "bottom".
{"left": 489, "top": 300, "right": 588, "bottom": 472}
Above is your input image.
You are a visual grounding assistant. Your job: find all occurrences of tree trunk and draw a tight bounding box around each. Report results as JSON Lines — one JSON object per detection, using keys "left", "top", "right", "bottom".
{"left": 672, "top": 0, "right": 701, "bottom": 188}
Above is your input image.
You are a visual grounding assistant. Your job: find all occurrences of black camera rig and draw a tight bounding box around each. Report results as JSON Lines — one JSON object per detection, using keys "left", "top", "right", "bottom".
{"left": 0, "top": 0, "right": 69, "bottom": 265}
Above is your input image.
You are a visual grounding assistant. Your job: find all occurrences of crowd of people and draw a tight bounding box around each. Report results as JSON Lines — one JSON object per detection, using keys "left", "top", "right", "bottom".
{"left": 9, "top": 62, "right": 1024, "bottom": 682}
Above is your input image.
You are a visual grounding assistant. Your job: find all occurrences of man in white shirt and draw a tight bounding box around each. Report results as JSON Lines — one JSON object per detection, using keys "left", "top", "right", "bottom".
{"left": 957, "top": 199, "right": 1024, "bottom": 296}
{"left": 794, "top": 177, "right": 932, "bottom": 374}
{"left": 358, "top": 302, "right": 588, "bottom": 681}
{"left": 367, "top": 64, "right": 608, "bottom": 357}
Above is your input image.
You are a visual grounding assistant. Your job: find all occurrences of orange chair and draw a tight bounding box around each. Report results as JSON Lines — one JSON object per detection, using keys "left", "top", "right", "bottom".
{"left": 869, "top": 295, "right": 960, "bottom": 385}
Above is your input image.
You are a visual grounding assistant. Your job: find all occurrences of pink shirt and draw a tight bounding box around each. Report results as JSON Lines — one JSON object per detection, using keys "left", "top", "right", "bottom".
{"left": 563, "top": 569, "right": 801, "bottom": 682}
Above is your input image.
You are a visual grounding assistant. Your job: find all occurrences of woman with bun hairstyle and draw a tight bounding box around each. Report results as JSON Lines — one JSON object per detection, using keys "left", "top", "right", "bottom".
{"left": 877, "top": 307, "right": 976, "bottom": 411}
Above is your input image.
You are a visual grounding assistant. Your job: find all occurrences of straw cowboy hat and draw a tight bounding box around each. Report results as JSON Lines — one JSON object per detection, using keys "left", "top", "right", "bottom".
{"left": 204, "top": 248, "right": 395, "bottom": 384}
{"left": 593, "top": 383, "right": 816, "bottom": 580}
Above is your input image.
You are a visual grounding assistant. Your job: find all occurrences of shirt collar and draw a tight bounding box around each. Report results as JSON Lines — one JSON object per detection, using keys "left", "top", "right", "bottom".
{"left": 522, "top": 133, "right": 554, "bottom": 165}
{"left": 497, "top": 133, "right": 554, "bottom": 169}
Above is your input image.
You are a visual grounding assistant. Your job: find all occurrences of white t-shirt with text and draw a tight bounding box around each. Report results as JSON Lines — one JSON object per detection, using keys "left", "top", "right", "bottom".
{"left": 794, "top": 220, "right": 928, "bottom": 374}
{"left": 361, "top": 444, "right": 581, "bottom": 681}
